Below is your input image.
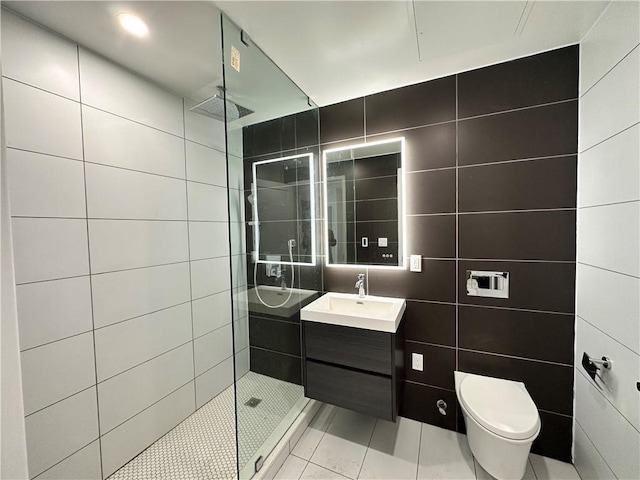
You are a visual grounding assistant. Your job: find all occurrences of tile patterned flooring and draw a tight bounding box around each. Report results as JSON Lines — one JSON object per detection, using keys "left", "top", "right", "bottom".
{"left": 110, "top": 372, "right": 303, "bottom": 480}
{"left": 275, "top": 404, "right": 582, "bottom": 480}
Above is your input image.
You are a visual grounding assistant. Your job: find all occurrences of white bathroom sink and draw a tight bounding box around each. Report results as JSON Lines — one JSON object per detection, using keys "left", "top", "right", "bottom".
{"left": 301, "top": 292, "right": 406, "bottom": 332}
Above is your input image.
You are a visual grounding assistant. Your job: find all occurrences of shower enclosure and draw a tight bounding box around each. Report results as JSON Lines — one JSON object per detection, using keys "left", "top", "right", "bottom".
{"left": 0, "top": 3, "right": 319, "bottom": 478}
{"left": 220, "top": 14, "right": 322, "bottom": 479}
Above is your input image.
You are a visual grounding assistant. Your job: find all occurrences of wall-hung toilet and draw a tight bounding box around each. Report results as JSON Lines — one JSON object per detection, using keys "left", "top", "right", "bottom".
{"left": 455, "top": 371, "right": 541, "bottom": 480}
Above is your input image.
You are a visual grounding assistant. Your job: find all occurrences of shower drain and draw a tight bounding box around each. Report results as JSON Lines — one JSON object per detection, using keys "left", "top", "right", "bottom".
{"left": 244, "top": 397, "right": 262, "bottom": 408}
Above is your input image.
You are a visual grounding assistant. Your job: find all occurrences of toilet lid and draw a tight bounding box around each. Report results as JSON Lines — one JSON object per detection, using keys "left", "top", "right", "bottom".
{"left": 460, "top": 375, "right": 540, "bottom": 440}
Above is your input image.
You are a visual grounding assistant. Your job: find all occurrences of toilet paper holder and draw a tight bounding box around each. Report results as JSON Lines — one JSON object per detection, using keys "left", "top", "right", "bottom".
{"left": 581, "top": 352, "right": 611, "bottom": 384}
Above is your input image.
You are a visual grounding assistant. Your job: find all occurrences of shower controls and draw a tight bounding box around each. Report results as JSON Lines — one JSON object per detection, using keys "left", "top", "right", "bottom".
{"left": 466, "top": 270, "right": 509, "bottom": 299}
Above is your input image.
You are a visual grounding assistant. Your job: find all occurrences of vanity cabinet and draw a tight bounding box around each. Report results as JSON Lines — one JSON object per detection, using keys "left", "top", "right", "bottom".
{"left": 302, "top": 318, "right": 404, "bottom": 421}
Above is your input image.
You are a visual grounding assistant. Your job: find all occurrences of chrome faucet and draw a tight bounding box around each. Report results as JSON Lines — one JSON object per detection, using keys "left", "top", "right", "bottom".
{"left": 355, "top": 273, "right": 366, "bottom": 299}
{"left": 277, "top": 267, "right": 287, "bottom": 291}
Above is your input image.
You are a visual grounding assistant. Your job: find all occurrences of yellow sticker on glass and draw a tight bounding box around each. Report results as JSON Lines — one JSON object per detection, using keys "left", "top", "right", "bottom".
{"left": 231, "top": 45, "right": 240, "bottom": 72}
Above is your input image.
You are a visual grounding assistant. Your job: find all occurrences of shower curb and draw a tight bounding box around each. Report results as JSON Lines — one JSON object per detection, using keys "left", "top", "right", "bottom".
{"left": 252, "top": 399, "right": 322, "bottom": 480}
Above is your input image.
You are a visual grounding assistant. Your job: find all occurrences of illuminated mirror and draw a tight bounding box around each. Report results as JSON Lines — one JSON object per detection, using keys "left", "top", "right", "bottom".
{"left": 252, "top": 153, "right": 316, "bottom": 266}
{"left": 323, "top": 138, "right": 406, "bottom": 268}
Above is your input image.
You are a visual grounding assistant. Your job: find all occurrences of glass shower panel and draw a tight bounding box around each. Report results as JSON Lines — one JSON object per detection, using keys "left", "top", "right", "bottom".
{"left": 220, "top": 13, "right": 322, "bottom": 479}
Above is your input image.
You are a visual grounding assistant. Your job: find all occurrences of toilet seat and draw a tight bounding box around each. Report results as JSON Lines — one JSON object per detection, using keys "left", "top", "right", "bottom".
{"left": 459, "top": 375, "right": 540, "bottom": 441}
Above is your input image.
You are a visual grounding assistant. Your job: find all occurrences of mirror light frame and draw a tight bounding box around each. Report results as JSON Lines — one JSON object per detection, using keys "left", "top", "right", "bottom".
{"left": 252, "top": 152, "right": 316, "bottom": 266}
{"left": 322, "top": 137, "right": 407, "bottom": 270}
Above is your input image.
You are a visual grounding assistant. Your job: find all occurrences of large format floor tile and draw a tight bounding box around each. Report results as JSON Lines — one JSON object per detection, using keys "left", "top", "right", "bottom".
{"left": 310, "top": 408, "right": 376, "bottom": 479}
{"left": 359, "top": 417, "right": 421, "bottom": 480}
{"left": 417, "top": 423, "right": 475, "bottom": 480}
{"left": 279, "top": 405, "right": 583, "bottom": 480}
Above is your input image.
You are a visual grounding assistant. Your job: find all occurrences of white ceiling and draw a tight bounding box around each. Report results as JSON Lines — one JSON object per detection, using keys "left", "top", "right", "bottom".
{"left": 218, "top": 0, "right": 609, "bottom": 106}
{"left": 3, "top": 1, "right": 609, "bottom": 108}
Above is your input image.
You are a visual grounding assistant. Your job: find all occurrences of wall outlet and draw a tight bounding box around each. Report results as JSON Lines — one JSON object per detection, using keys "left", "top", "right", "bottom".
{"left": 410, "top": 255, "right": 422, "bottom": 272}
{"left": 412, "top": 353, "right": 423, "bottom": 371}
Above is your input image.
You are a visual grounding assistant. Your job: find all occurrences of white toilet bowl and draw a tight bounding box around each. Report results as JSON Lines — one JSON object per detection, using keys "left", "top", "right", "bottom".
{"left": 455, "top": 371, "right": 540, "bottom": 480}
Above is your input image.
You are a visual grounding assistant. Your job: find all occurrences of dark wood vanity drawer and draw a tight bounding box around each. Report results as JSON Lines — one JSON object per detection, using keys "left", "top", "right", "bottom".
{"left": 305, "top": 360, "right": 393, "bottom": 421}
{"left": 303, "top": 321, "right": 392, "bottom": 375}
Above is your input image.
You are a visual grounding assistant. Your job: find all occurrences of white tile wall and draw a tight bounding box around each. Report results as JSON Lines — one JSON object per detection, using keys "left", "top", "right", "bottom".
{"left": 573, "top": 422, "right": 616, "bottom": 480}
{"left": 575, "top": 374, "right": 640, "bottom": 479}
{"left": 184, "top": 98, "right": 226, "bottom": 150}
{"left": 7, "top": 149, "right": 86, "bottom": 218}
{"left": 229, "top": 187, "right": 246, "bottom": 223}
{"left": 579, "top": 45, "right": 639, "bottom": 152}
{"left": 187, "top": 181, "right": 229, "bottom": 221}
{"left": 234, "top": 316, "right": 250, "bottom": 352}
{"left": 21, "top": 332, "right": 96, "bottom": 415}
{"left": 100, "top": 383, "right": 194, "bottom": 477}
{"left": 16, "top": 276, "right": 92, "bottom": 351}
{"left": 3, "top": 78, "right": 83, "bottom": 160}
{"left": 231, "top": 253, "right": 249, "bottom": 289}
{"left": 192, "top": 291, "right": 233, "bottom": 338}
{"left": 577, "top": 3, "right": 640, "bottom": 478}
{"left": 186, "top": 140, "right": 226, "bottom": 185}
{"left": 82, "top": 106, "right": 186, "bottom": 179}
{"left": 230, "top": 220, "right": 247, "bottom": 256}
{"left": 191, "top": 257, "right": 232, "bottom": 299}
{"left": 228, "top": 153, "right": 245, "bottom": 191}
{"left": 97, "top": 343, "right": 194, "bottom": 433}
{"left": 195, "top": 357, "right": 234, "bottom": 408}
{"left": 88, "top": 219, "right": 189, "bottom": 273}
{"left": 193, "top": 324, "right": 233, "bottom": 376}
{"left": 86, "top": 163, "right": 187, "bottom": 220}
{"left": 579, "top": 0, "right": 640, "bottom": 94}
{"left": 12, "top": 218, "right": 89, "bottom": 284}
{"left": 79, "top": 48, "right": 184, "bottom": 137}
{"left": 578, "top": 124, "right": 639, "bottom": 208}
{"left": 25, "top": 388, "right": 99, "bottom": 477}
{"left": 233, "top": 286, "right": 250, "bottom": 320}
{"left": 575, "top": 317, "right": 639, "bottom": 430}
{"left": 1, "top": 11, "right": 80, "bottom": 100}
{"left": 4, "top": 14, "right": 237, "bottom": 478}
{"left": 94, "top": 303, "right": 192, "bottom": 382}
{"left": 189, "top": 221, "right": 230, "bottom": 260}
{"left": 34, "top": 440, "right": 101, "bottom": 480}
{"left": 576, "top": 263, "right": 639, "bottom": 354}
{"left": 577, "top": 202, "right": 639, "bottom": 277}
{"left": 91, "top": 262, "right": 191, "bottom": 328}
{"left": 235, "top": 347, "right": 250, "bottom": 380}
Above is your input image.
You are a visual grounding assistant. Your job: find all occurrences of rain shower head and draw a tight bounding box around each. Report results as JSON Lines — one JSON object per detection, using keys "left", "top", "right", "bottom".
{"left": 189, "top": 87, "right": 254, "bottom": 122}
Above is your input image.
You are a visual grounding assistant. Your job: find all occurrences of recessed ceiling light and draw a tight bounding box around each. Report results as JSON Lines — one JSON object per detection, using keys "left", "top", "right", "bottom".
{"left": 117, "top": 12, "right": 149, "bottom": 38}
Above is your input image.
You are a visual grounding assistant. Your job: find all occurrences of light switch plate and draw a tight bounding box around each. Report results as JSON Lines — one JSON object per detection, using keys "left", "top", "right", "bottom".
{"left": 412, "top": 353, "right": 423, "bottom": 371}
{"left": 410, "top": 255, "right": 422, "bottom": 272}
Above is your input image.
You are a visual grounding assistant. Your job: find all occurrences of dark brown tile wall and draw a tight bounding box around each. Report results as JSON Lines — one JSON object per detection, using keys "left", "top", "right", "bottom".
{"left": 320, "top": 45, "right": 578, "bottom": 462}
{"left": 242, "top": 109, "right": 322, "bottom": 385}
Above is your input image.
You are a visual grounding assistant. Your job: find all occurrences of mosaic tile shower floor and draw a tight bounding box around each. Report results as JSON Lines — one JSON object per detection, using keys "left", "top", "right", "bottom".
{"left": 109, "top": 372, "right": 303, "bottom": 480}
